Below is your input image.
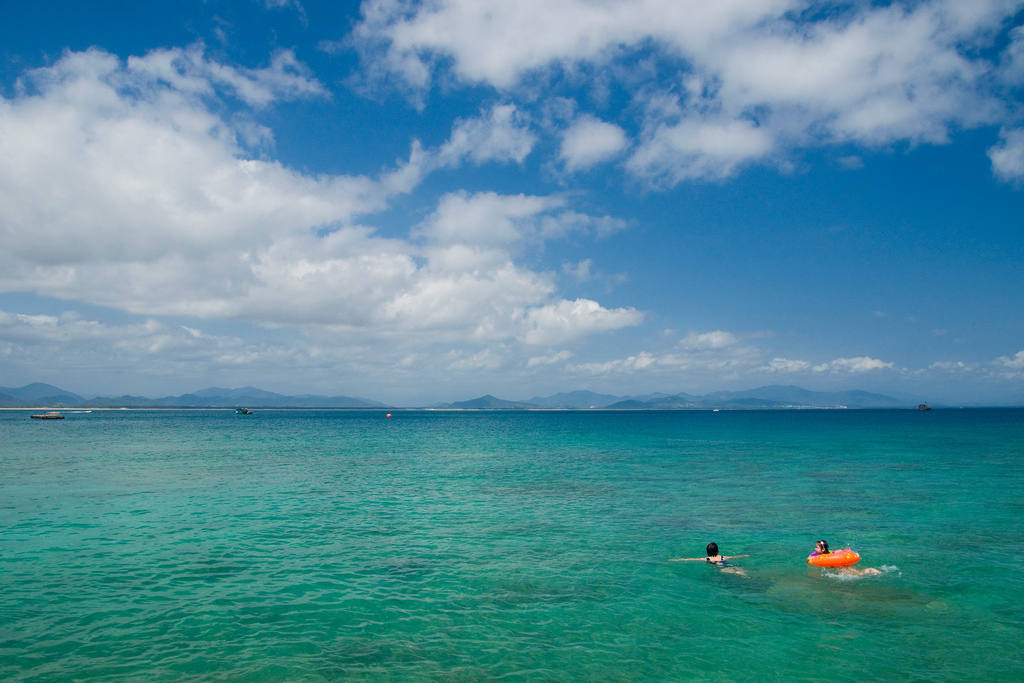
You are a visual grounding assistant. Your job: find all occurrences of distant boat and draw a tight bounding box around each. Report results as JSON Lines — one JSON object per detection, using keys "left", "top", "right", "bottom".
{"left": 30, "top": 412, "right": 65, "bottom": 419}
{"left": 235, "top": 407, "right": 253, "bottom": 415}
{"left": 917, "top": 403, "right": 931, "bottom": 411}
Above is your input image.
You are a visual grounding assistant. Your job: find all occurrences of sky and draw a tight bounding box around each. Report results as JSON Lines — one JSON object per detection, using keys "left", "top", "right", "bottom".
{"left": 1, "top": 0, "right": 1023, "bottom": 406}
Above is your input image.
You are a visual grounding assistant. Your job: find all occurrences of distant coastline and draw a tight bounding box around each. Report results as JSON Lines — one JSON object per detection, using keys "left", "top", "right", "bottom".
{"left": 0, "top": 381, "right": 984, "bottom": 410}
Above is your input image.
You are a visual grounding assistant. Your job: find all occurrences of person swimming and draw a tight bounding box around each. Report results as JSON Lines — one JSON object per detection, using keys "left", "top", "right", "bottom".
{"left": 811, "top": 539, "right": 882, "bottom": 576}
{"left": 671, "top": 542, "right": 749, "bottom": 576}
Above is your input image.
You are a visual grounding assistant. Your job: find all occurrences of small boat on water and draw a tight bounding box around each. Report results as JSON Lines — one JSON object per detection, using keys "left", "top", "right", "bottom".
{"left": 235, "top": 407, "right": 253, "bottom": 415}
{"left": 917, "top": 403, "right": 931, "bottom": 411}
{"left": 30, "top": 412, "right": 65, "bottom": 419}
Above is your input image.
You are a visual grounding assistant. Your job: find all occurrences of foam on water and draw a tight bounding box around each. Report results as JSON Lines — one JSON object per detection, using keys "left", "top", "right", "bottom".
{"left": 821, "top": 565, "right": 900, "bottom": 581}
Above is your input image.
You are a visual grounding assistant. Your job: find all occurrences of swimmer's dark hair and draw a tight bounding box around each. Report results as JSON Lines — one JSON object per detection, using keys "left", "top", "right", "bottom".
{"left": 817, "top": 539, "right": 830, "bottom": 554}
{"left": 706, "top": 542, "right": 719, "bottom": 557}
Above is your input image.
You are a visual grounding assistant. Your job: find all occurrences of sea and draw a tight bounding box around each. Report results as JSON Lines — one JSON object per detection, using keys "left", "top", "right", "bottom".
{"left": 1, "top": 408, "right": 1022, "bottom": 681}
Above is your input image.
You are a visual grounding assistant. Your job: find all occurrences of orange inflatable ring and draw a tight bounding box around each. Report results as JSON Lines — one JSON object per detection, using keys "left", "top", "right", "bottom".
{"left": 807, "top": 549, "right": 860, "bottom": 567}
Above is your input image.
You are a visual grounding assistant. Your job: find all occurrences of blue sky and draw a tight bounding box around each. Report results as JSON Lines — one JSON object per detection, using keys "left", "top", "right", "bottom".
{"left": 1, "top": 0, "right": 1023, "bottom": 405}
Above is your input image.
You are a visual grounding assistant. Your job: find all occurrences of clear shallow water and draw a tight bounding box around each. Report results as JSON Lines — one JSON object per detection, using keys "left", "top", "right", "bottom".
{"left": 1, "top": 408, "right": 1022, "bottom": 680}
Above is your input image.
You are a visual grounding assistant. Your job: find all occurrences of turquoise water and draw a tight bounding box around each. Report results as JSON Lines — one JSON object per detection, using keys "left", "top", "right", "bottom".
{"left": 1, "top": 409, "right": 1022, "bottom": 680}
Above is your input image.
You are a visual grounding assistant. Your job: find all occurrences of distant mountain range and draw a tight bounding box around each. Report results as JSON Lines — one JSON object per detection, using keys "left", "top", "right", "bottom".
{"left": 0, "top": 383, "right": 382, "bottom": 408}
{"left": 436, "top": 385, "right": 907, "bottom": 410}
{"left": 0, "top": 382, "right": 922, "bottom": 409}
{"left": 609, "top": 386, "right": 907, "bottom": 410}
{"left": 0, "top": 382, "right": 86, "bottom": 407}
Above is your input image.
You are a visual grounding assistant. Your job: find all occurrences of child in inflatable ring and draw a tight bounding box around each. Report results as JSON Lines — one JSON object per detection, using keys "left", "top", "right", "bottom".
{"left": 811, "top": 539, "right": 881, "bottom": 576}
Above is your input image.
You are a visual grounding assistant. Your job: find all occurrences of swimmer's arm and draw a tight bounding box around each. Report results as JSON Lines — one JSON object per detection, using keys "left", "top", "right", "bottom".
{"left": 668, "top": 557, "right": 706, "bottom": 562}
{"left": 723, "top": 554, "right": 749, "bottom": 559}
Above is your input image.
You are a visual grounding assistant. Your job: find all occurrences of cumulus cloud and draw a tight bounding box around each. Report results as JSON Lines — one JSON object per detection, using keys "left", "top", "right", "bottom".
{"left": 522, "top": 299, "right": 643, "bottom": 345}
{"left": 762, "top": 357, "right": 812, "bottom": 373}
{"left": 0, "top": 47, "right": 387, "bottom": 318}
{"left": 380, "top": 103, "right": 535, "bottom": 195}
{"left": 126, "top": 44, "right": 327, "bottom": 108}
{"left": 928, "top": 360, "right": 976, "bottom": 373}
{"left": 814, "top": 356, "right": 895, "bottom": 373}
{"left": 764, "top": 355, "right": 901, "bottom": 374}
{"left": 993, "top": 349, "right": 1024, "bottom": 376}
{"left": 447, "top": 347, "right": 506, "bottom": 371}
{"left": 997, "top": 350, "right": 1024, "bottom": 368}
{"left": 574, "top": 329, "right": 760, "bottom": 376}
{"left": 527, "top": 350, "right": 573, "bottom": 367}
{"left": 559, "top": 115, "right": 628, "bottom": 171}
{"left": 351, "top": 0, "right": 784, "bottom": 90}
{"left": 680, "top": 330, "right": 739, "bottom": 351}
{"left": 998, "top": 25, "right": 1024, "bottom": 84}
{"left": 0, "top": 309, "right": 262, "bottom": 373}
{"left": 562, "top": 259, "right": 593, "bottom": 281}
{"left": 628, "top": 114, "right": 775, "bottom": 182}
{"left": 0, "top": 47, "right": 640, "bottom": 354}
{"left": 416, "top": 191, "right": 565, "bottom": 246}
{"left": 415, "top": 190, "right": 625, "bottom": 248}
{"left": 573, "top": 337, "right": 903, "bottom": 380}
{"left": 576, "top": 352, "right": 657, "bottom": 375}
{"left": 352, "top": 0, "right": 1022, "bottom": 183}
{"left": 988, "top": 128, "right": 1024, "bottom": 181}
{"left": 438, "top": 103, "right": 536, "bottom": 166}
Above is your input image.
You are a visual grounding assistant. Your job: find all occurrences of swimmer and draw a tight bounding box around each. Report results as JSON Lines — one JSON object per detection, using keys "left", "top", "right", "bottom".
{"left": 811, "top": 539, "right": 881, "bottom": 576}
{"left": 671, "top": 542, "right": 749, "bottom": 576}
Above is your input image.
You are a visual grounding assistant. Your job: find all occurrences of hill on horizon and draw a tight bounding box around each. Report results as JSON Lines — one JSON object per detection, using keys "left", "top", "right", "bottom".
{"left": 602, "top": 385, "right": 904, "bottom": 409}
{"left": 526, "top": 390, "right": 621, "bottom": 409}
{"left": 0, "top": 382, "right": 941, "bottom": 409}
{"left": 0, "top": 383, "right": 86, "bottom": 407}
{"left": 439, "top": 395, "right": 538, "bottom": 410}
{"left": 0, "top": 384, "right": 383, "bottom": 408}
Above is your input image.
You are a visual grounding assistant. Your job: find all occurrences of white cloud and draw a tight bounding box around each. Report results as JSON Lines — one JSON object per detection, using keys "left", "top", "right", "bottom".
{"left": 352, "top": 0, "right": 1021, "bottom": 183}
{"left": 680, "top": 330, "right": 739, "bottom": 351}
{"left": 563, "top": 259, "right": 593, "bottom": 281}
{"left": 352, "top": 0, "right": 788, "bottom": 90}
{"left": 559, "top": 115, "right": 628, "bottom": 171}
{"left": 126, "top": 45, "right": 327, "bottom": 108}
{"left": 415, "top": 190, "right": 624, "bottom": 248}
{"left": 928, "top": 360, "right": 976, "bottom": 372}
{"left": 998, "top": 25, "right": 1024, "bottom": 84}
{"left": 576, "top": 351, "right": 658, "bottom": 375}
{"left": 438, "top": 103, "right": 536, "bottom": 166}
{"left": 574, "top": 343, "right": 901, "bottom": 380}
{"left": 527, "top": 350, "right": 573, "bottom": 367}
{"left": 380, "top": 261, "right": 554, "bottom": 341}
{"left": 448, "top": 347, "right": 506, "bottom": 371}
{"left": 988, "top": 128, "right": 1024, "bottom": 181}
{"left": 0, "top": 48, "right": 387, "bottom": 315}
{"left": 380, "top": 104, "right": 535, "bottom": 194}
{"left": 0, "top": 47, "right": 639, "bottom": 353}
{"left": 574, "top": 329, "right": 760, "bottom": 376}
{"left": 521, "top": 299, "right": 643, "bottom": 345}
{"left": 994, "top": 349, "right": 1024, "bottom": 372}
{"left": 762, "top": 357, "right": 812, "bottom": 373}
{"left": 628, "top": 115, "right": 775, "bottom": 182}
{"left": 838, "top": 155, "right": 864, "bottom": 170}
{"left": 416, "top": 191, "right": 565, "bottom": 246}
{"left": 0, "top": 309, "right": 261, "bottom": 372}
{"left": 814, "top": 356, "right": 895, "bottom": 373}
